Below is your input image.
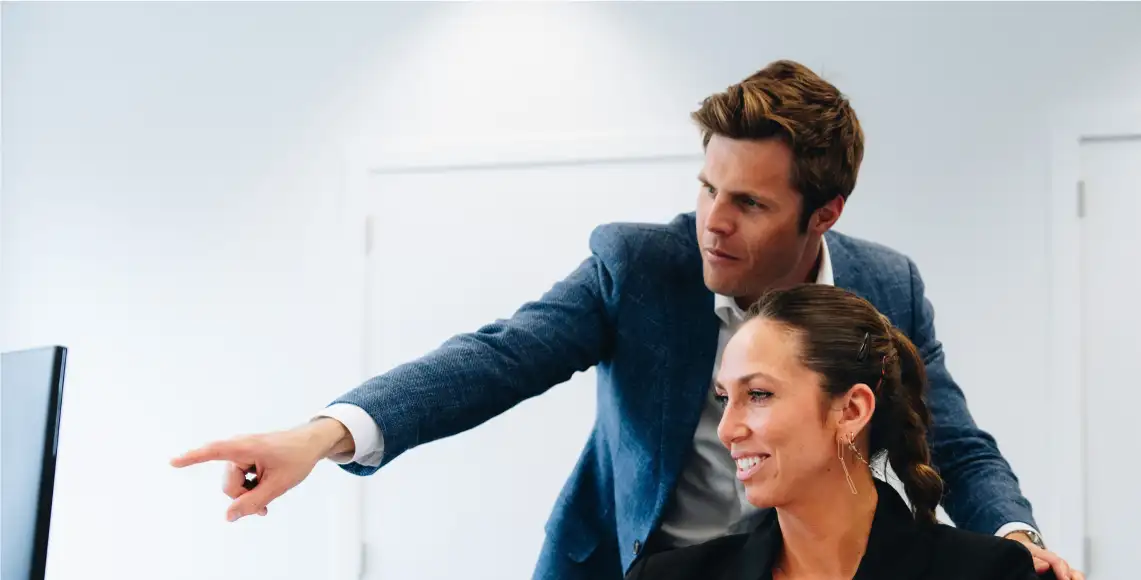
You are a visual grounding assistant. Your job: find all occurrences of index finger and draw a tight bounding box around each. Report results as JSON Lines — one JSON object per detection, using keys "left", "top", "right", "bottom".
{"left": 170, "top": 440, "right": 252, "bottom": 468}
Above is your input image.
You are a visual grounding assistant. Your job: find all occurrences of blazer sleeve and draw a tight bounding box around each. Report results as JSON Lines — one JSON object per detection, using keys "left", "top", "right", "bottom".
{"left": 330, "top": 229, "right": 623, "bottom": 475}
{"left": 905, "top": 259, "right": 1037, "bottom": 534}
{"left": 987, "top": 540, "right": 1054, "bottom": 580}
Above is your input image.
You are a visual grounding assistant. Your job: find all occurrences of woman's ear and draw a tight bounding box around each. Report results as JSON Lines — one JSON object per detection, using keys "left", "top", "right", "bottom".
{"left": 836, "top": 383, "right": 876, "bottom": 439}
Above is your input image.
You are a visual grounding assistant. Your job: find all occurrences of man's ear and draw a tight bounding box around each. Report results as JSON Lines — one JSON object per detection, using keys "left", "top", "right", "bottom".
{"left": 836, "top": 383, "right": 876, "bottom": 438}
{"left": 809, "top": 196, "right": 845, "bottom": 235}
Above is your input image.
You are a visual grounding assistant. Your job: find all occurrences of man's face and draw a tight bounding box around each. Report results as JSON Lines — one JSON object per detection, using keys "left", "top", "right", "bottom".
{"left": 695, "top": 135, "right": 821, "bottom": 303}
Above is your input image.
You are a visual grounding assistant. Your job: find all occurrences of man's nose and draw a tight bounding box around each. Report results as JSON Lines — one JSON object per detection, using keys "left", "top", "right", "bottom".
{"left": 705, "top": 196, "right": 736, "bottom": 237}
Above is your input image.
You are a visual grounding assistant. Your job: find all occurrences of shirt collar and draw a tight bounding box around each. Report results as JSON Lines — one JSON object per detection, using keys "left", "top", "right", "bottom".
{"left": 713, "top": 236, "right": 834, "bottom": 325}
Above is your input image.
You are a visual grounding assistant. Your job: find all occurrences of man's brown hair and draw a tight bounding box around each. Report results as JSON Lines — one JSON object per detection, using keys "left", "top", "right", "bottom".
{"left": 691, "top": 60, "right": 864, "bottom": 231}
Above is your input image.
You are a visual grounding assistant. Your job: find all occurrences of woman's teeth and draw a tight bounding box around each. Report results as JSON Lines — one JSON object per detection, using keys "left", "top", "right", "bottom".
{"left": 736, "top": 456, "right": 764, "bottom": 471}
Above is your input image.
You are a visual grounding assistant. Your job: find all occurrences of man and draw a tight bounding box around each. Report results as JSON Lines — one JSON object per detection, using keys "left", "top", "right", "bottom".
{"left": 172, "top": 60, "right": 1080, "bottom": 580}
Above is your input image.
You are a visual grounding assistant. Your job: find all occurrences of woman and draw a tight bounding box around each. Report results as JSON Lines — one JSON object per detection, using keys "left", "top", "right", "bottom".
{"left": 626, "top": 284, "right": 1049, "bottom": 580}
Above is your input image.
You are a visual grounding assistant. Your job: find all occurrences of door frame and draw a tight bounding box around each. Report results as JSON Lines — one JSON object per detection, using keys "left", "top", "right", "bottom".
{"left": 339, "top": 129, "right": 702, "bottom": 579}
{"left": 1048, "top": 106, "right": 1141, "bottom": 572}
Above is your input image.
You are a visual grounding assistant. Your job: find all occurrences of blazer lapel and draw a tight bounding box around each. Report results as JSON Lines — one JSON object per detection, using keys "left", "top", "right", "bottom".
{"left": 656, "top": 278, "right": 720, "bottom": 511}
{"left": 853, "top": 480, "right": 933, "bottom": 580}
{"left": 722, "top": 509, "right": 780, "bottom": 580}
{"left": 653, "top": 216, "right": 722, "bottom": 517}
{"left": 823, "top": 231, "right": 910, "bottom": 326}
{"left": 716, "top": 481, "right": 931, "bottom": 580}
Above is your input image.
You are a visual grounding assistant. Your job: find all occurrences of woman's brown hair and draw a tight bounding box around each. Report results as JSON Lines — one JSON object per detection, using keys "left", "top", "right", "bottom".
{"left": 748, "top": 283, "right": 944, "bottom": 524}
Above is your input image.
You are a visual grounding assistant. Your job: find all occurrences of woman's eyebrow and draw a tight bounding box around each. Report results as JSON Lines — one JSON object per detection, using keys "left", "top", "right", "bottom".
{"left": 715, "top": 371, "right": 779, "bottom": 390}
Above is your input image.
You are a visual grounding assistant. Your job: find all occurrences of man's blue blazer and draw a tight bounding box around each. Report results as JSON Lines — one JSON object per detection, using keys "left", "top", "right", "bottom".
{"left": 334, "top": 212, "right": 1035, "bottom": 579}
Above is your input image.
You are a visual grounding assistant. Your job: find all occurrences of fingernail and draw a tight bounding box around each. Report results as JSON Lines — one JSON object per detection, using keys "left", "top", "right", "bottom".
{"left": 227, "top": 512, "right": 239, "bottom": 522}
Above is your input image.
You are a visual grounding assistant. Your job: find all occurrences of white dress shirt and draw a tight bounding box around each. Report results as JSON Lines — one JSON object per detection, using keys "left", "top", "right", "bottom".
{"left": 317, "top": 237, "right": 1037, "bottom": 544}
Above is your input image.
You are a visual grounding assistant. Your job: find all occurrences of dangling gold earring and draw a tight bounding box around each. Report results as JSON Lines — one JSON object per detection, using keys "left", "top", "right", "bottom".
{"left": 838, "top": 434, "right": 858, "bottom": 495}
{"left": 847, "top": 435, "right": 869, "bottom": 467}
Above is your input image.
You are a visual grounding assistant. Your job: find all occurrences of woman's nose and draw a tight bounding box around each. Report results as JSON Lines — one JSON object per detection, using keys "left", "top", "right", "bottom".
{"left": 717, "top": 405, "right": 749, "bottom": 448}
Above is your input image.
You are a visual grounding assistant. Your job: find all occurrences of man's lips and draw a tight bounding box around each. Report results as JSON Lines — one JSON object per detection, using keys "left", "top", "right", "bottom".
{"left": 704, "top": 248, "right": 740, "bottom": 261}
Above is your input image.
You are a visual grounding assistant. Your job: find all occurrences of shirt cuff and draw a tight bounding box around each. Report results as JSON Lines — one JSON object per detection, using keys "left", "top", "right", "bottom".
{"left": 994, "top": 522, "right": 1039, "bottom": 540}
{"left": 314, "top": 403, "right": 385, "bottom": 467}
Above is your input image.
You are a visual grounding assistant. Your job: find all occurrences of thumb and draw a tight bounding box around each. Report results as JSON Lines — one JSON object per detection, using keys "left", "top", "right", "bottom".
{"left": 1033, "top": 557, "right": 1049, "bottom": 573}
{"left": 226, "top": 480, "right": 284, "bottom": 522}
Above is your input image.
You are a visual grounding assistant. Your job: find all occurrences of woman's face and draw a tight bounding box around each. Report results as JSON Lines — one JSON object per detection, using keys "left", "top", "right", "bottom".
{"left": 715, "top": 318, "right": 843, "bottom": 509}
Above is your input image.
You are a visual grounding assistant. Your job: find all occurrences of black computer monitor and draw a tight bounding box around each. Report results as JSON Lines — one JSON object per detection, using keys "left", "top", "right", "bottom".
{"left": 2, "top": 346, "right": 67, "bottom": 580}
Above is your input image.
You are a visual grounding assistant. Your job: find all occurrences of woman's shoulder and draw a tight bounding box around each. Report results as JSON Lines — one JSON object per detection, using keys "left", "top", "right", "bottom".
{"left": 925, "top": 524, "right": 1051, "bottom": 580}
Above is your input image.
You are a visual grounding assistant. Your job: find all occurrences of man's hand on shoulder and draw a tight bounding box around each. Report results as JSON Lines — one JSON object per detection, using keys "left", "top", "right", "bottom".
{"left": 170, "top": 418, "right": 354, "bottom": 522}
{"left": 1005, "top": 531, "right": 1085, "bottom": 580}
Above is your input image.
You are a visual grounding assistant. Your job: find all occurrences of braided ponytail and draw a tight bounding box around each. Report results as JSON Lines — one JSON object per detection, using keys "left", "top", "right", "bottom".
{"left": 882, "top": 326, "right": 944, "bottom": 525}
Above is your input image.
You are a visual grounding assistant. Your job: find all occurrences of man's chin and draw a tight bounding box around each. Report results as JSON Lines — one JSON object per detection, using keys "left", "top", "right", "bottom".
{"left": 703, "top": 276, "right": 753, "bottom": 303}
{"left": 703, "top": 280, "right": 735, "bottom": 297}
{"left": 705, "top": 269, "right": 789, "bottom": 300}
{"left": 702, "top": 270, "right": 737, "bottom": 295}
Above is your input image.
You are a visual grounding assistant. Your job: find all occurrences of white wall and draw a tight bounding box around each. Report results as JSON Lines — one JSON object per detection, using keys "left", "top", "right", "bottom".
{"left": 0, "top": 3, "right": 420, "bottom": 579}
{"left": 3, "top": 2, "right": 1141, "bottom": 578}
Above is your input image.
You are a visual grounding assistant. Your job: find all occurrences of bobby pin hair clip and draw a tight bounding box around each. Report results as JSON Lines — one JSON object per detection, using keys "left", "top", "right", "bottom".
{"left": 856, "top": 331, "right": 871, "bottom": 362}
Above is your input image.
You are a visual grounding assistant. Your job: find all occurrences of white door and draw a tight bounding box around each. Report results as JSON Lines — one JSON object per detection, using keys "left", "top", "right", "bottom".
{"left": 358, "top": 146, "right": 700, "bottom": 580}
{"left": 1080, "top": 136, "right": 1141, "bottom": 580}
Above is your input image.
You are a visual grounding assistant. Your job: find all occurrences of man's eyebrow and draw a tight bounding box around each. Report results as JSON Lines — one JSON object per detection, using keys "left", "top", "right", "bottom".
{"left": 697, "top": 174, "right": 775, "bottom": 201}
